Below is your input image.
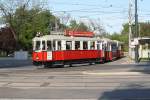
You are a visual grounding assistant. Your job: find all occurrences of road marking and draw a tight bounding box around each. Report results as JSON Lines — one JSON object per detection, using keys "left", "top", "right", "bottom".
{"left": 7, "top": 82, "right": 42, "bottom": 87}
{"left": 82, "top": 71, "right": 142, "bottom": 75}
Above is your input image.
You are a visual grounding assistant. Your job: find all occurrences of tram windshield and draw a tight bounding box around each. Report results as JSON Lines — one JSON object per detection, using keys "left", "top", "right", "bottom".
{"left": 35, "top": 41, "right": 41, "bottom": 51}
{"left": 34, "top": 40, "right": 52, "bottom": 51}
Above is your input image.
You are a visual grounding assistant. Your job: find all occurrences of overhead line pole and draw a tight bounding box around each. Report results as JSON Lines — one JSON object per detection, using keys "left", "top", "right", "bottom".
{"left": 135, "top": 0, "right": 139, "bottom": 63}
{"left": 128, "top": 0, "right": 132, "bottom": 57}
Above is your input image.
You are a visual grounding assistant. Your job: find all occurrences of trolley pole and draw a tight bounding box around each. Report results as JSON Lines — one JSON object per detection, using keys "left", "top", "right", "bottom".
{"left": 135, "top": 0, "right": 139, "bottom": 63}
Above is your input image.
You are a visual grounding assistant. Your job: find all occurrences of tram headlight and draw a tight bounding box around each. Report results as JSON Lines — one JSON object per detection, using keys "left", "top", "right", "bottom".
{"left": 36, "top": 56, "right": 39, "bottom": 60}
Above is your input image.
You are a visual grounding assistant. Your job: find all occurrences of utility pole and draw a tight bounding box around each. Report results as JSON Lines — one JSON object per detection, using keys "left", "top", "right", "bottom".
{"left": 128, "top": 0, "right": 133, "bottom": 57}
{"left": 135, "top": 0, "right": 139, "bottom": 63}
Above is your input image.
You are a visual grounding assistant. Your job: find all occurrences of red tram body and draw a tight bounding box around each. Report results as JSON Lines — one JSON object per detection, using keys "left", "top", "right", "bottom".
{"left": 32, "top": 31, "right": 124, "bottom": 67}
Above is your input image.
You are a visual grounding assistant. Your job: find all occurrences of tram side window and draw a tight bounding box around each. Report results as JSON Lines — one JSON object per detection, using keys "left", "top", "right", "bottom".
{"left": 83, "top": 41, "right": 88, "bottom": 50}
{"left": 58, "top": 41, "right": 61, "bottom": 50}
{"left": 97, "top": 42, "right": 100, "bottom": 50}
{"left": 106, "top": 44, "right": 109, "bottom": 51}
{"left": 66, "top": 41, "right": 72, "bottom": 50}
{"left": 97, "top": 44, "right": 100, "bottom": 50}
{"left": 75, "top": 41, "right": 80, "bottom": 50}
{"left": 53, "top": 41, "right": 56, "bottom": 51}
{"left": 102, "top": 44, "right": 106, "bottom": 51}
{"left": 35, "top": 41, "right": 41, "bottom": 50}
{"left": 90, "top": 41, "right": 95, "bottom": 50}
{"left": 47, "top": 41, "right": 52, "bottom": 51}
{"left": 112, "top": 44, "right": 117, "bottom": 51}
{"left": 42, "top": 41, "right": 46, "bottom": 50}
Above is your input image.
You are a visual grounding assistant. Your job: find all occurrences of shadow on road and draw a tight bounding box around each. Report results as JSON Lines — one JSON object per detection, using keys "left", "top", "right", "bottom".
{"left": 0, "top": 59, "right": 32, "bottom": 69}
{"left": 99, "top": 84, "right": 150, "bottom": 100}
{"left": 130, "top": 61, "right": 150, "bottom": 74}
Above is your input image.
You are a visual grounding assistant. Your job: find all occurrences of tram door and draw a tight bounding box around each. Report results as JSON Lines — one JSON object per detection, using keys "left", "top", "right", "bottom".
{"left": 97, "top": 41, "right": 102, "bottom": 59}
{"left": 101, "top": 43, "right": 105, "bottom": 58}
{"left": 41, "top": 41, "right": 46, "bottom": 61}
{"left": 46, "top": 40, "right": 52, "bottom": 60}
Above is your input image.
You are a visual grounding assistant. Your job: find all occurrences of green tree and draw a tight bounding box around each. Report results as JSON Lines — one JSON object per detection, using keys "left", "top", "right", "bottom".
{"left": 139, "top": 22, "right": 150, "bottom": 37}
{"left": 10, "top": 7, "right": 62, "bottom": 50}
{"left": 69, "top": 20, "right": 90, "bottom": 31}
{"left": 0, "top": 0, "right": 64, "bottom": 51}
{"left": 121, "top": 22, "right": 150, "bottom": 37}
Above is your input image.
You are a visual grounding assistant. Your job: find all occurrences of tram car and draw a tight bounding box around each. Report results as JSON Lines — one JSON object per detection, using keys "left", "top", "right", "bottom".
{"left": 32, "top": 32, "right": 124, "bottom": 67}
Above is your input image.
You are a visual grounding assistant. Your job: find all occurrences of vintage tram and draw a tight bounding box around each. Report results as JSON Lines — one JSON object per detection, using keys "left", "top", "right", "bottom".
{"left": 32, "top": 31, "right": 124, "bottom": 68}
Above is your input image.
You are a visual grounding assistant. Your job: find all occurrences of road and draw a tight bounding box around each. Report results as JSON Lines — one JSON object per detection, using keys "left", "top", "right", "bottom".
{"left": 0, "top": 57, "right": 150, "bottom": 100}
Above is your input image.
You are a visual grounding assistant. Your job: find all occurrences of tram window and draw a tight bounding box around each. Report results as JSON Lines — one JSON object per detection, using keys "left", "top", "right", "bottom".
{"left": 58, "top": 41, "right": 61, "bottom": 50}
{"left": 102, "top": 44, "right": 106, "bottom": 51}
{"left": 90, "top": 41, "right": 95, "bottom": 50}
{"left": 97, "top": 42, "right": 100, "bottom": 50}
{"left": 97, "top": 44, "right": 100, "bottom": 50}
{"left": 66, "top": 41, "right": 72, "bottom": 50}
{"left": 53, "top": 41, "right": 56, "bottom": 50}
{"left": 75, "top": 41, "right": 80, "bottom": 50}
{"left": 47, "top": 41, "right": 52, "bottom": 51}
{"left": 83, "top": 41, "right": 88, "bottom": 50}
{"left": 111, "top": 44, "right": 117, "bottom": 51}
{"left": 106, "top": 44, "right": 109, "bottom": 51}
{"left": 35, "top": 41, "right": 41, "bottom": 50}
{"left": 42, "top": 41, "right": 46, "bottom": 50}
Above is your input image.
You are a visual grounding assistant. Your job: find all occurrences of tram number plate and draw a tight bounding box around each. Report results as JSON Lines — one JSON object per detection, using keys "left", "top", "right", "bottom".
{"left": 47, "top": 52, "right": 52, "bottom": 60}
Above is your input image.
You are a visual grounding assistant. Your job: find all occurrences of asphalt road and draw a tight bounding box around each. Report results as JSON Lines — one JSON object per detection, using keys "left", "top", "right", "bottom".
{"left": 0, "top": 57, "right": 150, "bottom": 100}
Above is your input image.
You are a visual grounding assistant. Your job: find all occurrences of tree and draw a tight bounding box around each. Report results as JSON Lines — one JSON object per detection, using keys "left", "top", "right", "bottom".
{"left": 10, "top": 7, "right": 62, "bottom": 50}
{"left": 108, "top": 33, "right": 128, "bottom": 51}
{"left": 0, "top": 0, "right": 31, "bottom": 42}
{"left": 0, "top": 0, "right": 64, "bottom": 50}
{"left": 0, "top": 27, "right": 16, "bottom": 55}
{"left": 89, "top": 18, "right": 106, "bottom": 37}
{"left": 69, "top": 20, "right": 90, "bottom": 31}
{"left": 0, "top": 0, "right": 56, "bottom": 50}
{"left": 139, "top": 22, "right": 150, "bottom": 37}
{"left": 121, "top": 22, "right": 150, "bottom": 37}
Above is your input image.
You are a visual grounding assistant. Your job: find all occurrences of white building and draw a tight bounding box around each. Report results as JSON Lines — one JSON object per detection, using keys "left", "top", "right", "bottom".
{"left": 130, "top": 37, "right": 150, "bottom": 60}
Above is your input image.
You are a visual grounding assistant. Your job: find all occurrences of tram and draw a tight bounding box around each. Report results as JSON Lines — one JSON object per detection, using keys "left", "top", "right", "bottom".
{"left": 32, "top": 31, "right": 124, "bottom": 67}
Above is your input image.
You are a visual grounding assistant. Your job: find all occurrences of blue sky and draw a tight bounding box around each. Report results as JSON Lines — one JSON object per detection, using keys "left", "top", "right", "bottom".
{"left": 48, "top": 0, "right": 150, "bottom": 34}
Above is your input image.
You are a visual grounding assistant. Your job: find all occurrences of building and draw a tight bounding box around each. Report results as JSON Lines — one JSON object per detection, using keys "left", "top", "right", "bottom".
{"left": 130, "top": 37, "right": 150, "bottom": 60}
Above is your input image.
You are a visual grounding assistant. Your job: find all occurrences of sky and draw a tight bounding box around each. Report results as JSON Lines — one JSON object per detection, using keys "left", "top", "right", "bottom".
{"left": 47, "top": 0, "right": 150, "bottom": 34}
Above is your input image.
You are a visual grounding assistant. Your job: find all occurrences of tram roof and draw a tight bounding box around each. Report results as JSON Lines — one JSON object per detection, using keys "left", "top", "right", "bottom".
{"left": 32, "top": 35, "right": 119, "bottom": 43}
{"left": 112, "top": 40, "right": 124, "bottom": 44}
{"left": 33, "top": 35, "right": 100, "bottom": 41}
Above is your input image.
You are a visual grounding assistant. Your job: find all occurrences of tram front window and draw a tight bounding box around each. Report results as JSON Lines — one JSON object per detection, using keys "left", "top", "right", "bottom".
{"left": 42, "top": 41, "right": 46, "bottom": 50}
{"left": 35, "top": 41, "right": 41, "bottom": 51}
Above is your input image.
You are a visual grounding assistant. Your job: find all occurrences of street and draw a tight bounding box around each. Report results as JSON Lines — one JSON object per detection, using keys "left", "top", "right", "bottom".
{"left": 0, "top": 57, "right": 150, "bottom": 100}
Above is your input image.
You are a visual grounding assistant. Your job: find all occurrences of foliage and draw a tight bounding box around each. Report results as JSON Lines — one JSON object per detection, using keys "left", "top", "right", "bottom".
{"left": 139, "top": 22, "right": 150, "bottom": 37}
{"left": 121, "top": 22, "right": 150, "bottom": 37}
{"left": 0, "top": 0, "right": 64, "bottom": 50}
{"left": 69, "top": 20, "right": 90, "bottom": 31}
{"left": 11, "top": 8, "right": 52, "bottom": 50}
{"left": 108, "top": 33, "right": 129, "bottom": 52}
{"left": 1, "top": 6, "right": 63, "bottom": 50}
{"left": 0, "top": 27, "right": 16, "bottom": 52}
{"left": 117, "top": 22, "right": 150, "bottom": 51}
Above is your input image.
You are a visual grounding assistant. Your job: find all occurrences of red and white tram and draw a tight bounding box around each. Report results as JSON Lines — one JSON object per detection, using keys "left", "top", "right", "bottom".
{"left": 32, "top": 32, "right": 124, "bottom": 67}
{"left": 102, "top": 39, "right": 124, "bottom": 61}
